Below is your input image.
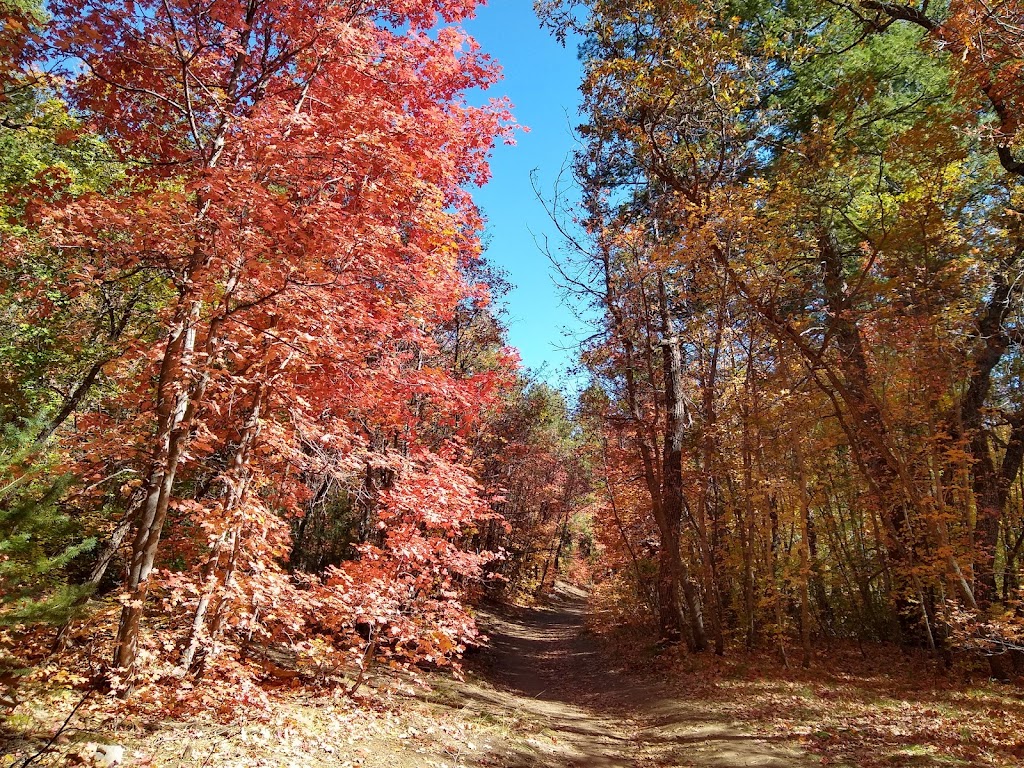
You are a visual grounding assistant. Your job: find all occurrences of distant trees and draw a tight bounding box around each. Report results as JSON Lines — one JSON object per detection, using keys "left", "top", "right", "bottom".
{"left": 474, "top": 380, "right": 593, "bottom": 596}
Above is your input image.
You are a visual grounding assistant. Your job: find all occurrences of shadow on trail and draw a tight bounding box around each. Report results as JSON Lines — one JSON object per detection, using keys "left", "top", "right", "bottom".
{"left": 454, "top": 583, "right": 812, "bottom": 768}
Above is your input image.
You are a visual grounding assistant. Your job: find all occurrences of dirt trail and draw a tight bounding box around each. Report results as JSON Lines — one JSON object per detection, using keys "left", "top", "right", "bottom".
{"left": 450, "top": 583, "right": 814, "bottom": 768}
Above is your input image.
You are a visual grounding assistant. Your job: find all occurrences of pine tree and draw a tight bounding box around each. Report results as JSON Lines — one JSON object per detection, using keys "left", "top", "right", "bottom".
{"left": 0, "top": 414, "right": 94, "bottom": 626}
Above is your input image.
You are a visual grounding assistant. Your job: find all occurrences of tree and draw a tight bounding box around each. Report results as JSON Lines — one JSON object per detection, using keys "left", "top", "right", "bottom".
{"left": 548, "top": 0, "right": 1024, "bottom": 660}
{"left": 0, "top": 415, "right": 94, "bottom": 627}
{"left": 29, "top": 0, "right": 514, "bottom": 686}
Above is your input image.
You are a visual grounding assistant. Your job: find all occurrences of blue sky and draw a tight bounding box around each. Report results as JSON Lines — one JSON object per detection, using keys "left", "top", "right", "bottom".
{"left": 462, "top": 1, "right": 593, "bottom": 394}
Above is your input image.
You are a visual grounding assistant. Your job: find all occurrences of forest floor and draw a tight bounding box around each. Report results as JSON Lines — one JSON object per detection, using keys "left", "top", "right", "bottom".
{"left": 5, "top": 584, "right": 1024, "bottom": 767}
{"left": 445, "top": 582, "right": 814, "bottom": 768}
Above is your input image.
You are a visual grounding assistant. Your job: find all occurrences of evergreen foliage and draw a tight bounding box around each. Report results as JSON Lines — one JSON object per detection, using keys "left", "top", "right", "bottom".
{"left": 0, "top": 415, "right": 94, "bottom": 626}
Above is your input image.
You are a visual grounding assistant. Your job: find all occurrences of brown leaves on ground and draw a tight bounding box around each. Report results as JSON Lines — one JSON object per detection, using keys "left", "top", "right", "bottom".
{"left": 0, "top": 674, "right": 500, "bottom": 768}
{"left": 639, "top": 640, "right": 1024, "bottom": 768}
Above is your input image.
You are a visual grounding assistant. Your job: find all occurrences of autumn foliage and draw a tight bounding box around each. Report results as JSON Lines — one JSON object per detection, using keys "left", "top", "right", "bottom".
{"left": 0, "top": 0, "right": 559, "bottom": 702}
{"left": 550, "top": 0, "right": 1024, "bottom": 672}
{"left": 7, "top": 0, "right": 1024, "bottom": 740}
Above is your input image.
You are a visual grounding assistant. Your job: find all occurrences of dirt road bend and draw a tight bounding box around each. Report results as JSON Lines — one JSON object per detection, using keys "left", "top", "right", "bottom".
{"left": 453, "top": 583, "right": 814, "bottom": 768}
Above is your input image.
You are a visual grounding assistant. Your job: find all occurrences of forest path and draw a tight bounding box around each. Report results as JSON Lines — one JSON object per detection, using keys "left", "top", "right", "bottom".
{"left": 450, "top": 583, "right": 815, "bottom": 768}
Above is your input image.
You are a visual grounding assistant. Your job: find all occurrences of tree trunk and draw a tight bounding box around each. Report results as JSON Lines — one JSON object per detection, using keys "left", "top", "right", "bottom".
{"left": 179, "top": 385, "right": 264, "bottom": 673}
{"left": 113, "top": 298, "right": 203, "bottom": 679}
{"left": 794, "top": 444, "right": 813, "bottom": 668}
{"left": 739, "top": 376, "right": 758, "bottom": 649}
{"left": 957, "top": 272, "right": 1018, "bottom": 606}
{"left": 818, "top": 232, "right": 924, "bottom": 638}
{"left": 658, "top": 274, "right": 707, "bottom": 651}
